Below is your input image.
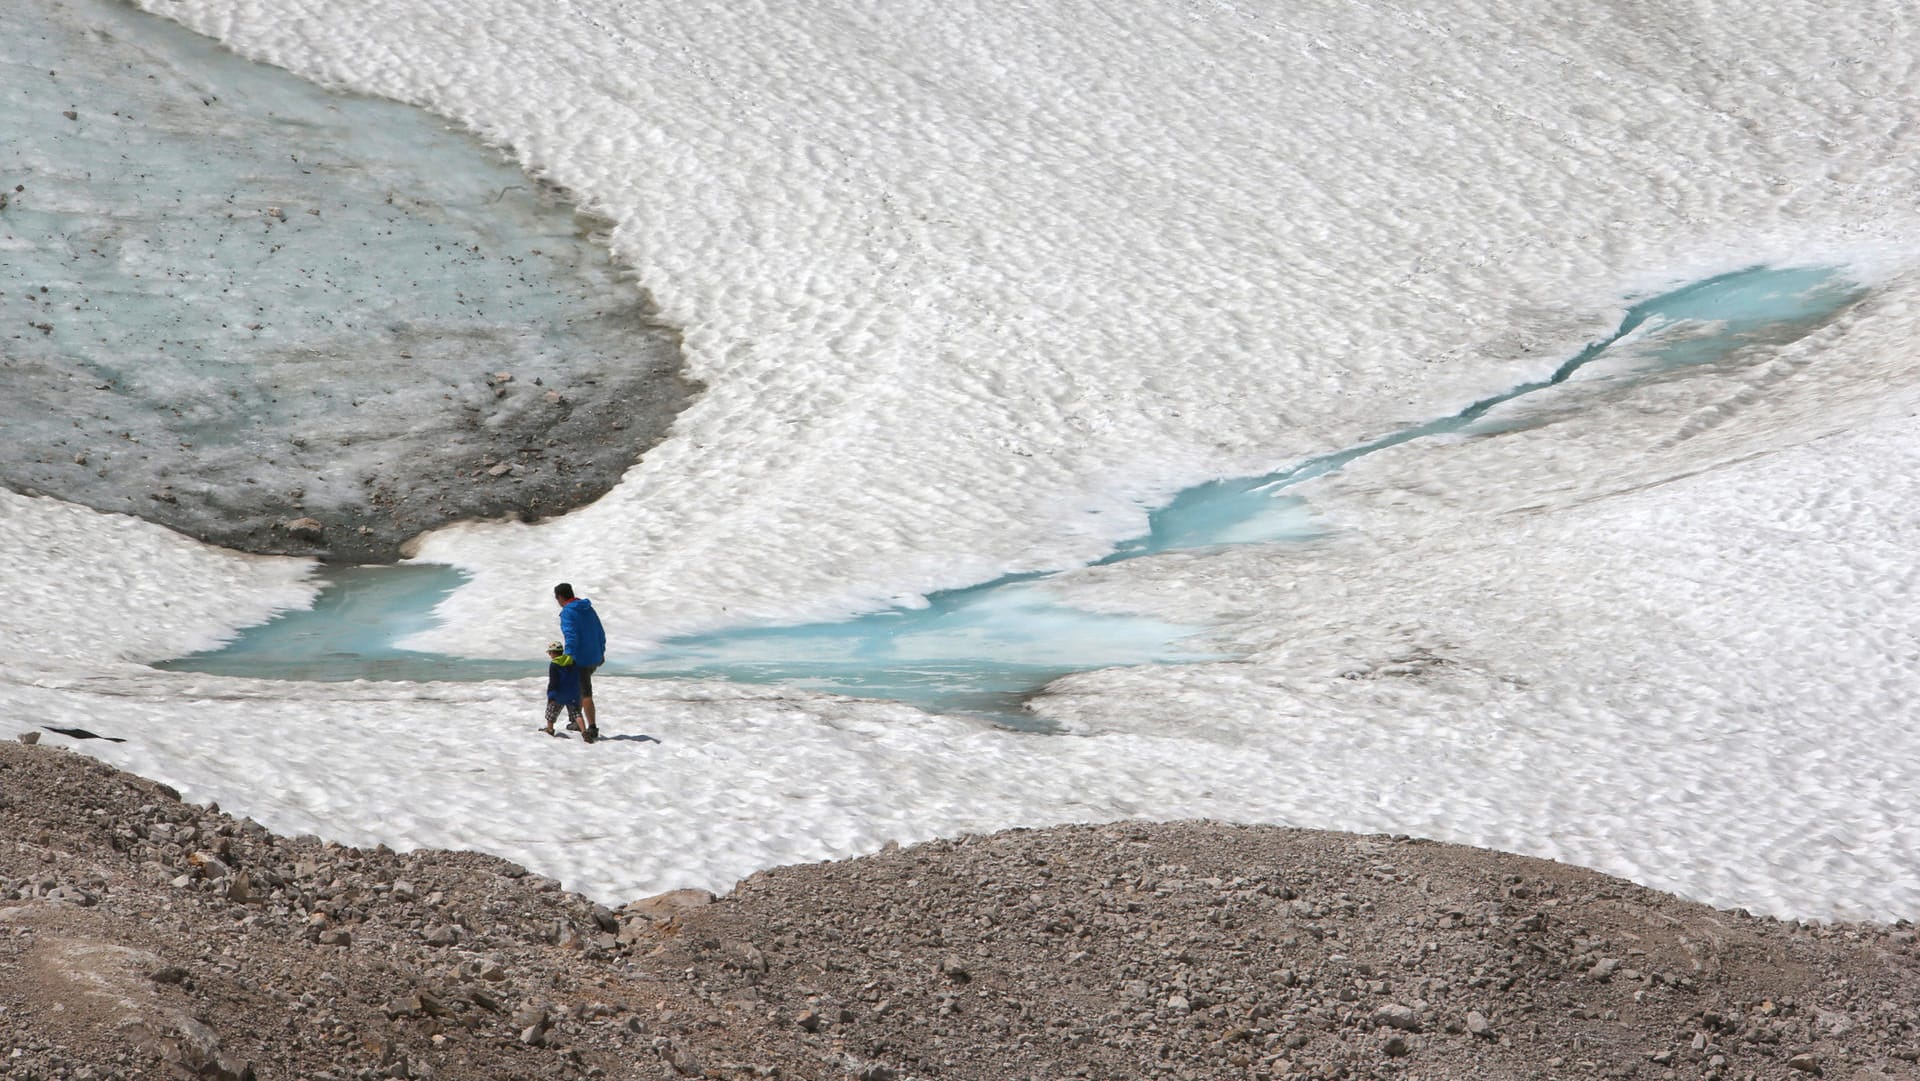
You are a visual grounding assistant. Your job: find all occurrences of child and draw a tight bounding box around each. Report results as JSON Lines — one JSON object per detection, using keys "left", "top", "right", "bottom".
{"left": 543, "top": 641, "right": 589, "bottom": 739}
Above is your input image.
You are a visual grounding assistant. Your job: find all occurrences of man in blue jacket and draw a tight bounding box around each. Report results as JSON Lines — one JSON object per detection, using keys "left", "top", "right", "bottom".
{"left": 553, "top": 582, "right": 608, "bottom": 742}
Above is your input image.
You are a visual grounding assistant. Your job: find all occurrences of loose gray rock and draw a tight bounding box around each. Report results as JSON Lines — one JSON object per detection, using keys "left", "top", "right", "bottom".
{"left": 224, "top": 870, "right": 255, "bottom": 904}
{"left": 624, "top": 887, "right": 717, "bottom": 923}
{"left": 724, "top": 939, "right": 768, "bottom": 973}
{"left": 509, "top": 1002, "right": 548, "bottom": 1032}
{"left": 383, "top": 996, "right": 419, "bottom": 1020}
{"left": 1375, "top": 1003, "right": 1421, "bottom": 1032}
{"left": 167, "top": 1018, "right": 222, "bottom": 1072}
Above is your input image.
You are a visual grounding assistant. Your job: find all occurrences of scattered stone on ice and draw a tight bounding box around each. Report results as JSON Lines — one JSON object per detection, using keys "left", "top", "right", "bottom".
{"left": 285, "top": 517, "right": 325, "bottom": 540}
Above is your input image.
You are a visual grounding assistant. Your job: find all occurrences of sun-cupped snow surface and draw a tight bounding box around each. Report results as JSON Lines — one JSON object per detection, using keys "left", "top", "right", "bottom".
{"left": 0, "top": 487, "right": 315, "bottom": 667}
{"left": 6, "top": 0, "right": 1919, "bottom": 918}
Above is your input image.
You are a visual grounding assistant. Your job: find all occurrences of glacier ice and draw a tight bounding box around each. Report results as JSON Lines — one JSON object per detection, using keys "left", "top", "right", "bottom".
{"left": 0, "top": 0, "right": 693, "bottom": 561}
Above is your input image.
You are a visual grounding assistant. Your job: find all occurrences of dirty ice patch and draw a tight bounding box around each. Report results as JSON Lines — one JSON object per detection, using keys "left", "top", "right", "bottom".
{"left": 0, "top": 0, "right": 691, "bottom": 563}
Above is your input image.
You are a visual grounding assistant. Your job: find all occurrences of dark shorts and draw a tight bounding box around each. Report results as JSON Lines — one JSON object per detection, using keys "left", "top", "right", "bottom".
{"left": 577, "top": 664, "right": 599, "bottom": 699}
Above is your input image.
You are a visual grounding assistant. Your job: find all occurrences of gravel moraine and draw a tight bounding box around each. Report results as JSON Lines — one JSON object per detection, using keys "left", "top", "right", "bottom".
{"left": 2, "top": 739, "right": 1916, "bottom": 1080}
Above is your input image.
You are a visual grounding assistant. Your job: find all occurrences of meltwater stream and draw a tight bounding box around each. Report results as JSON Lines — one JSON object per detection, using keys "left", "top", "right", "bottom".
{"left": 160, "top": 266, "right": 1866, "bottom": 726}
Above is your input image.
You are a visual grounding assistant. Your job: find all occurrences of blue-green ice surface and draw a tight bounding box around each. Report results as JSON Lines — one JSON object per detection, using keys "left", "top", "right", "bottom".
{"left": 161, "top": 266, "right": 1866, "bottom": 726}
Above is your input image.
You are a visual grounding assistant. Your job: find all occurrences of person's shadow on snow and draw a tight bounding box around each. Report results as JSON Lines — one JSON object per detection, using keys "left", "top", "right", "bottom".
{"left": 599, "top": 733, "right": 660, "bottom": 744}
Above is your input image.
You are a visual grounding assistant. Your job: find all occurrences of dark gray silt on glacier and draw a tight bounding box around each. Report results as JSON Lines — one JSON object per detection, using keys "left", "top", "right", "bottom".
{"left": 0, "top": 0, "right": 696, "bottom": 561}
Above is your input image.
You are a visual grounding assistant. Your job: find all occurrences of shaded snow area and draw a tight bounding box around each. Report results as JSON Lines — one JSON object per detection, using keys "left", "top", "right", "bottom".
{"left": 4, "top": 0, "right": 1920, "bottom": 920}
{"left": 0, "top": 0, "right": 692, "bottom": 561}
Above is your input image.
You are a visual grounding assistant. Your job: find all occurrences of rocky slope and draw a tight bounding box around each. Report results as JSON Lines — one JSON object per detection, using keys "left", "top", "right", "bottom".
{"left": 3, "top": 739, "right": 1916, "bottom": 1081}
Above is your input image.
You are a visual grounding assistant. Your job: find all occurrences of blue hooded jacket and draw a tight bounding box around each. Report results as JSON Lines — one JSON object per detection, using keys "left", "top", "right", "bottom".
{"left": 559, "top": 597, "right": 607, "bottom": 668}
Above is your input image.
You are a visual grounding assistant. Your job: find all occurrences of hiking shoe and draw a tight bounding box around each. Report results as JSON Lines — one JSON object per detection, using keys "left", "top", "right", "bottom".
{"left": 584, "top": 725, "right": 600, "bottom": 744}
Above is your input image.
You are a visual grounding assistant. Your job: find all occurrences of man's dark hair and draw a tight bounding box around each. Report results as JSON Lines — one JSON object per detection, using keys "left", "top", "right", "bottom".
{"left": 554, "top": 583, "right": 575, "bottom": 600}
